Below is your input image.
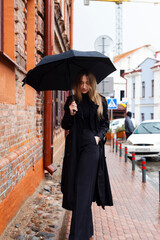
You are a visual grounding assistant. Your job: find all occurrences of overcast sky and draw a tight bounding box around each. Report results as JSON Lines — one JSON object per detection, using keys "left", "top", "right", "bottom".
{"left": 73, "top": 0, "right": 160, "bottom": 55}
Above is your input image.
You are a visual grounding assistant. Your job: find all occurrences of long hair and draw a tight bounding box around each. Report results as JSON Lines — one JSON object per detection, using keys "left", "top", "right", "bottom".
{"left": 73, "top": 69, "right": 103, "bottom": 119}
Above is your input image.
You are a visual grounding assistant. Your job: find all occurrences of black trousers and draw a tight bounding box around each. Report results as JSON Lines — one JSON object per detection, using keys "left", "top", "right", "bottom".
{"left": 126, "top": 132, "right": 132, "bottom": 139}
{"left": 69, "top": 130, "right": 99, "bottom": 240}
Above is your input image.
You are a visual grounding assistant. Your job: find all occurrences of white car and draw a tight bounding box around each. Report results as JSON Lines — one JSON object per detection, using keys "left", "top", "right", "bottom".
{"left": 125, "top": 120, "right": 160, "bottom": 159}
{"left": 110, "top": 118, "right": 125, "bottom": 131}
{"left": 110, "top": 118, "right": 135, "bottom": 131}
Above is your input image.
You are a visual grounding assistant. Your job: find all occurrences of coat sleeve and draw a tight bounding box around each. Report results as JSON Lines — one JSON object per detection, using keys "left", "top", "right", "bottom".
{"left": 61, "top": 96, "right": 74, "bottom": 130}
{"left": 97, "top": 96, "right": 110, "bottom": 141}
{"left": 125, "top": 117, "right": 134, "bottom": 133}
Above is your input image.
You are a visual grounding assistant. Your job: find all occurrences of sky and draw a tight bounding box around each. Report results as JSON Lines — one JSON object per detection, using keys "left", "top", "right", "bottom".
{"left": 73, "top": 0, "right": 160, "bottom": 55}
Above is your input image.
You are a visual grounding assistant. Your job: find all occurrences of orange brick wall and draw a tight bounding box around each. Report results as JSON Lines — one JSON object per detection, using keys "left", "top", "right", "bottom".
{"left": 3, "top": 0, "right": 15, "bottom": 60}
{"left": 0, "top": 0, "right": 72, "bottom": 235}
{"left": 0, "top": 154, "right": 44, "bottom": 234}
{"left": 0, "top": 0, "right": 45, "bottom": 234}
{"left": 0, "top": 60, "right": 15, "bottom": 104}
{"left": 25, "top": 0, "right": 36, "bottom": 107}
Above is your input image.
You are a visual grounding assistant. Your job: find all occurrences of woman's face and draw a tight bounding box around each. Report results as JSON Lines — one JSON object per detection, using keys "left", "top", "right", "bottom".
{"left": 80, "top": 75, "right": 90, "bottom": 94}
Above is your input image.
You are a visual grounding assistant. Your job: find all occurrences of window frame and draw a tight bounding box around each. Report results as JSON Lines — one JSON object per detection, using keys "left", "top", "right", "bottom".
{"left": 142, "top": 81, "right": 145, "bottom": 98}
{"left": 151, "top": 113, "right": 154, "bottom": 120}
{"left": 141, "top": 113, "right": 144, "bottom": 121}
{"left": 120, "top": 90, "right": 124, "bottom": 101}
{"left": 151, "top": 79, "right": 154, "bottom": 97}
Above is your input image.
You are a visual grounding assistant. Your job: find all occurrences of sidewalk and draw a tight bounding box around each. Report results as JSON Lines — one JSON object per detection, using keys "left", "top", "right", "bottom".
{"left": 0, "top": 155, "right": 66, "bottom": 240}
{"left": 65, "top": 145, "right": 160, "bottom": 240}
{"left": 1, "top": 146, "right": 160, "bottom": 240}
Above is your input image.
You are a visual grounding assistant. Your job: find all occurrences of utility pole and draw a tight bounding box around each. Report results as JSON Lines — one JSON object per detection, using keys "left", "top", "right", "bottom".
{"left": 115, "top": 3, "right": 123, "bottom": 55}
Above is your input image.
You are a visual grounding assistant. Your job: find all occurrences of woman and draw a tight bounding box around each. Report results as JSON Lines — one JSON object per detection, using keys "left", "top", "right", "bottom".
{"left": 61, "top": 70, "right": 113, "bottom": 240}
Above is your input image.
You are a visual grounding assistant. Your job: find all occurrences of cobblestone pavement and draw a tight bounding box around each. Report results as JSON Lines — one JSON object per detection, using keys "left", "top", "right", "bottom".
{"left": 1, "top": 146, "right": 160, "bottom": 240}
{"left": 65, "top": 145, "right": 160, "bottom": 240}
{"left": 0, "top": 156, "right": 66, "bottom": 240}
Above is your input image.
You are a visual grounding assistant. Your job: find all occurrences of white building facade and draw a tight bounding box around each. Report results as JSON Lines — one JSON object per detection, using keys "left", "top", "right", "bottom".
{"left": 125, "top": 58, "right": 160, "bottom": 125}
{"left": 152, "top": 63, "right": 160, "bottom": 119}
{"left": 112, "top": 44, "right": 155, "bottom": 104}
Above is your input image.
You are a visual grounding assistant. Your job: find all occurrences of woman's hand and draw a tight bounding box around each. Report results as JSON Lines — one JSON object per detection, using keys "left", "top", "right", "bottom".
{"left": 69, "top": 101, "right": 78, "bottom": 116}
{"left": 94, "top": 136, "right": 100, "bottom": 145}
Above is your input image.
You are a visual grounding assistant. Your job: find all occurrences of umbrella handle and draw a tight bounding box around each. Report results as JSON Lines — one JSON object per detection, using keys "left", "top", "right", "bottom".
{"left": 71, "top": 88, "right": 76, "bottom": 114}
{"left": 71, "top": 89, "right": 74, "bottom": 101}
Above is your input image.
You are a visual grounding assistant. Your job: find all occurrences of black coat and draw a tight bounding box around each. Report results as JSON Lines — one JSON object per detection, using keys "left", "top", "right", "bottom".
{"left": 61, "top": 95, "right": 113, "bottom": 210}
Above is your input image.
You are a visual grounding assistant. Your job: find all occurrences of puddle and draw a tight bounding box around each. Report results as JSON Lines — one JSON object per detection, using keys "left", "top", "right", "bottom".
{"left": 135, "top": 157, "right": 160, "bottom": 191}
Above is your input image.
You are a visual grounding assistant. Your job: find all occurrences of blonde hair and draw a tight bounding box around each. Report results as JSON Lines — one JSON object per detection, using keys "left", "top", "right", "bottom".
{"left": 73, "top": 70, "right": 103, "bottom": 119}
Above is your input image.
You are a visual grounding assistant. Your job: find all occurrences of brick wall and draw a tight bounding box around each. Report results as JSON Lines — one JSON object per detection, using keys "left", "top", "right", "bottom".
{"left": 0, "top": 0, "right": 73, "bottom": 233}
{"left": 0, "top": 0, "right": 45, "bottom": 202}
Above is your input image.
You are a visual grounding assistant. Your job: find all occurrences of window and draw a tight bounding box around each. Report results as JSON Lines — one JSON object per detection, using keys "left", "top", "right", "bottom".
{"left": 142, "top": 81, "right": 145, "bottom": 98}
{"left": 120, "top": 90, "right": 124, "bottom": 101}
{"left": 120, "top": 69, "right": 125, "bottom": 77}
{"left": 133, "top": 83, "right": 135, "bottom": 99}
{"left": 141, "top": 113, "right": 144, "bottom": 121}
{"left": 151, "top": 79, "right": 154, "bottom": 97}
{"left": 151, "top": 113, "right": 154, "bottom": 120}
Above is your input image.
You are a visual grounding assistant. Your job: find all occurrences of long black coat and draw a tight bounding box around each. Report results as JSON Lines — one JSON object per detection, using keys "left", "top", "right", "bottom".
{"left": 61, "top": 95, "right": 113, "bottom": 210}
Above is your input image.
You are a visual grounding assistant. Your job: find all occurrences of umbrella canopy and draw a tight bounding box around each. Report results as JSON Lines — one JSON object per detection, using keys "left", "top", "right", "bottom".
{"left": 22, "top": 50, "right": 116, "bottom": 91}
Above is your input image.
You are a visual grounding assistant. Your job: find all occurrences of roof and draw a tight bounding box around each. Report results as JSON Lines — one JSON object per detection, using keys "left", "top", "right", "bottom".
{"left": 113, "top": 44, "right": 151, "bottom": 63}
{"left": 151, "top": 60, "right": 160, "bottom": 69}
{"left": 123, "top": 68, "right": 142, "bottom": 76}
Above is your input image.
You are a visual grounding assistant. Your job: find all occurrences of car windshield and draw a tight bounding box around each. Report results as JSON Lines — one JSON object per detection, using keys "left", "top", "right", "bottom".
{"left": 111, "top": 121, "right": 119, "bottom": 126}
{"left": 134, "top": 122, "right": 160, "bottom": 134}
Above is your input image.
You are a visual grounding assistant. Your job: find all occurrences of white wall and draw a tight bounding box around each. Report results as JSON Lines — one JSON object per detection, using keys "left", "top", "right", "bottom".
{"left": 112, "top": 45, "right": 155, "bottom": 104}
{"left": 153, "top": 68, "right": 160, "bottom": 119}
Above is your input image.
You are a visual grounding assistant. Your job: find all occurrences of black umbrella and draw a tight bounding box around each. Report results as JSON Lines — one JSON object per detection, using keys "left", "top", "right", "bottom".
{"left": 22, "top": 49, "right": 116, "bottom": 91}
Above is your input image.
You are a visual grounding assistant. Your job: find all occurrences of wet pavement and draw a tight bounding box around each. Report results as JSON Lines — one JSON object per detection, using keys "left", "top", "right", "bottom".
{"left": 0, "top": 155, "right": 66, "bottom": 240}
{"left": 64, "top": 145, "right": 160, "bottom": 239}
{"left": 136, "top": 158, "right": 160, "bottom": 191}
{"left": 1, "top": 145, "right": 160, "bottom": 240}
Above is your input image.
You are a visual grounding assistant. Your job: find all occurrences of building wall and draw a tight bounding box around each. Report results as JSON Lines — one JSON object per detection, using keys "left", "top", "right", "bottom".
{"left": 0, "top": 0, "right": 45, "bottom": 233}
{"left": 134, "top": 74, "right": 141, "bottom": 124}
{"left": 113, "top": 76, "right": 126, "bottom": 102}
{"left": 131, "top": 76, "right": 135, "bottom": 114}
{"left": 53, "top": 0, "right": 71, "bottom": 165}
{"left": 112, "top": 45, "right": 155, "bottom": 104}
{"left": 126, "top": 73, "right": 141, "bottom": 124}
{"left": 140, "top": 58, "right": 156, "bottom": 105}
{"left": 126, "top": 58, "right": 158, "bottom": 125}
{"left": 139, "top": 58, "right": 156, "bottom": 121}
{"left": 0, "top": 0, "right": 73, "bottom": 234}
{"left": 153, "top": 67, "right": 160, "bottom": 119}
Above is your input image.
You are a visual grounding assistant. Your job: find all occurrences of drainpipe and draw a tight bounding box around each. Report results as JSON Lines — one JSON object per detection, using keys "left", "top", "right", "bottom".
{"left": 122, "top": 73, "right": 127, "bottom": 114}
{"left": 70, "top": 0, "right": 74, "bottom": 49}
{"left": 44, "top": 0, "right": 55, "bottom": 174}
{"left": 0, "top": 0, "right": 4, "bottom": 52}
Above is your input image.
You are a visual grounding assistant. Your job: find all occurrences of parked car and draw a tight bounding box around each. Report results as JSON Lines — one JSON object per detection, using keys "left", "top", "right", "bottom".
{"left": 110, "top": 118, "right": 125, "bottom": 131}
{"left": 110, "top": 118, "right": 135, "bottom": 132}
{"left": 125, "top": 120, "right": 160, "bottom": 159}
